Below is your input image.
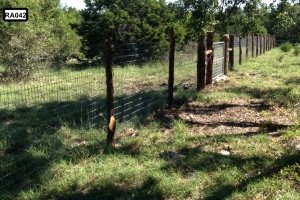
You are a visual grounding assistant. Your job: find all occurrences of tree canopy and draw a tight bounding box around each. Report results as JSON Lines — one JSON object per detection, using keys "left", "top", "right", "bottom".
{"left": 0, "top": 0, "right": 299, "bottom": 80}
{"left": 0, "top": 0, "right": 82, "bottom": 79}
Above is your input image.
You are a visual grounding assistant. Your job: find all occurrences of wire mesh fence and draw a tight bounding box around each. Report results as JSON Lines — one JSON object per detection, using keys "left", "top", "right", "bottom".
{"left": 174, "top": 42, "right": 198, "bottom": 86}
{"left": 213, "top": 42, "right": 224, "bottom": 78}
{"left": 0, "top": 32, "right": 276, "bottom": 193}
{"left": 234, "top": 36, "right": 240, "bottom": 66}
{"left": 0, "top": 45, "right": 107, "bottom": 192}
{"left": 112, "top": 43, "right": 169, "bottom": 124}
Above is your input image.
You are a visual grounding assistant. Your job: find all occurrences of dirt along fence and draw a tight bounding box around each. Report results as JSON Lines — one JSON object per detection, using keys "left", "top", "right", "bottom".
{"left": 0, "top": 30, "right": 275, "bottom": 193}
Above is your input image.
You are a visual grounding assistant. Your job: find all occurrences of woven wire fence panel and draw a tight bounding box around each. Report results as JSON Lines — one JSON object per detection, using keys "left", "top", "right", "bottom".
{"left": 248, "top": 36, "right": 251, "bottom": 58}
{"left": 112, "top": 43, "right": 169, "bottom": 125}
{"left": 234, "top": 37, "right": 240, "bottom": 66}
{"left": 245, "top": 36, "right": 250, "bottom": 59}
{"left": 174, "top": 43, "right": 197, "bottom": 88}
{"left": 0, "top": 45, "right": 106, "bottom": 192}
{"left": 213, "top": 42, "right": 224, "bottom": 78}
{"left": 238, "top": 37, "right": 246, "bottom": 63}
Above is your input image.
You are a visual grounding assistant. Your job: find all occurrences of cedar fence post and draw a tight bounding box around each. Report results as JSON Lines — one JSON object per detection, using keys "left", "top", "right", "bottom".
{"left": 168, "top": 28, "right": 175, "bottom": 109}
{"left": 266, "top": 34, "right": 269, "bottom": 51}
{"left": 259, "top": 34, "right": 262, "bottom": 55}
{"left": 268, "top": 35, "right": 270, "bottom": 50}
{"left": 265, "top": 35, "right": 267, "bottom": 52}
{"left": 229, "top": 34, "right": 234, "bottom": 71}
{"left": 105, "top": 31, "right": 115, "bottom": 145}
{"left": 246, "top": 34, "right": 249, "bottom": 60}
{"left": 263, "top": 35, "right": 265, "bottom": 54}
{"left": 206, "top": 31, "right": 214, "bottom": 85}
{"left": 223, "top": 34, "right": 229, "bottom": 75}
{"left": 252, "top": 34, "right": 254, "bottom": 57}
{"left": 197, "top": 35, "right": 206, "bottom": 90}
{"left": 239, "top": 36, "right": 242, "bottom": 65}
{"left": 268, "top": 34, "right": 271, "bottom": 50}
{"left": 256, "top": 34, "right": 259, "bottom": 57}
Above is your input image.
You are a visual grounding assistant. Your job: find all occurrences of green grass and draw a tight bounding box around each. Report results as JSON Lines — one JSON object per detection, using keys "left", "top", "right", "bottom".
{"left": 1, "top": 48, "right": 300, "bottom": 199}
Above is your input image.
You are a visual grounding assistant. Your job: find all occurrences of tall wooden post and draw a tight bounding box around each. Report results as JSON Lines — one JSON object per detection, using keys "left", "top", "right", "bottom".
{"left": 168, "top": 28, "right": 175, "bottom": 109}
{"left": 246, "top": 34, "right": 249, "bottom": 60}
{"left": 206, "top": 32, "right": 214, "bottom": 85}
{"left": 197, "top": 35, "right": 206, "bottom": 90}
{"left": 265, "top": 35, "right": 267, "bottom": 52}
{"left": 239, "top": 36, "right": 242, "bottom": 65}
{"left": 268, "top": 34, "right": 271, "bottom": 50}
{"left": 105, "top": 31, "right": 115, "bottom": 145}
{"left": 252, "top": 34, "right": 254, "bottom": 57}
{"left": 256, "top": 34, "right": 259, "bottom": 57}
{"left": 229, "top": 34, "right": 234, "bottom": 71}
{"left": 263, "top": 35, "right": 265, "bottom": 54}
{"left": 223, "top": 34, "right": 229, "bottom": 75}
{"left": 267, "top": 34, "right": 270, "bottom": 51}
{"left": 259, "top": 34, "right": 262, "bottom": 55}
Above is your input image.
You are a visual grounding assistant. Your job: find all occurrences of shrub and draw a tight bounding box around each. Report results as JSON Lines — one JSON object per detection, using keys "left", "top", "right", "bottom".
{"left": 280, "top": 42, "right": 293, "bottom": 52}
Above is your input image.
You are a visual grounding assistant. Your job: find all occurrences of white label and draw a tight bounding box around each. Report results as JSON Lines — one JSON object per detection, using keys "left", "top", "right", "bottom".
{"left": 3, "top": 8, "right": 28, "bottom": 21}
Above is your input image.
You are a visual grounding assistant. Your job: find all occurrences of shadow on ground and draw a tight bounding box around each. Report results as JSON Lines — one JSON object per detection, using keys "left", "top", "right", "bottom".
{"left": 0, "top": 88, "right": 166, "bottom": 198}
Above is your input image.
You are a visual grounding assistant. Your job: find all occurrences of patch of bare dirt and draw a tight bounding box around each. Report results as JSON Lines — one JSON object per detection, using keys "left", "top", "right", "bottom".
{"left": 156, "top": 98, "right": 295, "bottom": 136}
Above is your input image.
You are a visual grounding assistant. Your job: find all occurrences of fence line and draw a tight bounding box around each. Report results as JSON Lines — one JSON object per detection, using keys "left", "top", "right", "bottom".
{"left": 0, "top": 30, "right": 275, "bottom": 193}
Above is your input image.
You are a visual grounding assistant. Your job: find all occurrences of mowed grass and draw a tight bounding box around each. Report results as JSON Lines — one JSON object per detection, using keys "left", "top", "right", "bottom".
{"left": 1, "top": 47, "right": 300, "bottom": 199}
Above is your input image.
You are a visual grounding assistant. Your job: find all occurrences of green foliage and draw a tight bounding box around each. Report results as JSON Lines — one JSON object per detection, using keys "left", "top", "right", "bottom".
{"left": 183, "top": 0, "right": 218, "bottom": 40}
{"left": 268, "top": 0, "right": 298, "bottom": 39}
{"left": 280, "top": 42, "right": 293, "bottom": 52}
{"left": 283, "top": 126, "right": 300, "bottom": 140}
{"left": 0, "top": 0, "right": 82, "bottom": 80}
{"left": 294, "top": 43, "right": 300, "bottom": 56}
{"left": 79, "top": 0, "right": 186, "bottom": 57}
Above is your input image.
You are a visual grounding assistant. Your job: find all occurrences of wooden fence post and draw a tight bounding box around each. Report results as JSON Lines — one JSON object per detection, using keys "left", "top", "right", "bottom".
{"left": 252, "top": 34, "right": 254, "bottom": 57}
{"left": 168, "top": 28, "right": 175, "bottom": 109}
{"left": 105, "top": 31, "right": 115, "bottom": 145}
{"left": 206, "top": 32, "right": 214, "bottom": 85}
{"left": 197, "top": 35, "right": 206, "bottom": 90}
{"left": 259, "top": 34, "right": 262, "bottom": 55}
{"left": 267, "top": 34, "right": 270, "bottom": 51}
{"left": 266, "top": 34, "right": 269, "bottom": 51}
{"left": 229, "top": 34, "right": 234, "bottom": 71}
{"left": 256, "top": 34, "right": 259, "bottom": 57}
{"left": 223, "top": 34, "right": 229, "bottom": 75}
{"left": 246, "top": 34, "right": 249, "bottom": 60}
{"left": 262, "top": 35, "right": 266, "bottom": 53}
{"left": 239, "top": 36, "right": 242, "bottom": 65}
{"left": 268, "top": 34, "right": 271, "bottom": 50}
{"left": 265, "top": 35, "right": 267, "bottom": 52}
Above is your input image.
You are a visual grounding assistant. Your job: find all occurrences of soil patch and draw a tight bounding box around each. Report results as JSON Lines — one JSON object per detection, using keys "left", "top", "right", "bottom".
{"left": 156, "top": 98, "right": 295, "bottom": 136}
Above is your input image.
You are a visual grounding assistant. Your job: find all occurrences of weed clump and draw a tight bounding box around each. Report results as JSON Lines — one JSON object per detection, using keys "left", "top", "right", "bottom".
{"left": 293, "top": 43, "right": 300, "bottom": 56}
{"left": 280, "top": 42, "right": 293, "bottom": 52}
